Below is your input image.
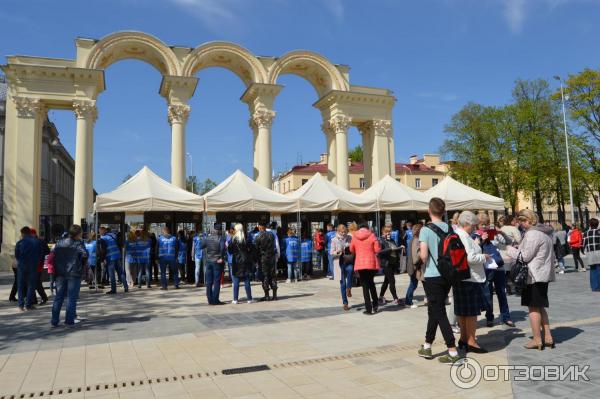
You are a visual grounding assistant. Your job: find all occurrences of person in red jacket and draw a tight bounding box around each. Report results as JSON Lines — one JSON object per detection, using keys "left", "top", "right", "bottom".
{"left": 568, "top": 225, "right": 586, "bottom": 271}
{"left": 313, "top": 229, "right": 325, "bottom": 276}
{"left": 350, "top": 221, "right": 381, "bottom": 315}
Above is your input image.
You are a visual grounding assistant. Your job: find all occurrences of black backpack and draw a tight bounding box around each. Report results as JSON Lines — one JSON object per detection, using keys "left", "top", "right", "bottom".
{"left": 426, "top": 223, "right": 471, "bottom": 284}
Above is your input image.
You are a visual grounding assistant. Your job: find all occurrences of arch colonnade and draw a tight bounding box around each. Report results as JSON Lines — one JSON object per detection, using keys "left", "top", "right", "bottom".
{"left": 0, "top": 31, "right": 396, "bottom": 264}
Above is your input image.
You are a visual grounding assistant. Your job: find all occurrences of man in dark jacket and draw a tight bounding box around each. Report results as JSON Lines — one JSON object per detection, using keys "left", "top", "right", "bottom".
{"left": 15, "top": 226, "right": 42, "bottom": 311}
{"left": 254, "top": 221, "right": 278, "bottom": 301}
{"left": 51, "top": 224, "right": 88, "bottom": 326}
{"left": 203, "top": 223, "right": 226, "bottom": 304}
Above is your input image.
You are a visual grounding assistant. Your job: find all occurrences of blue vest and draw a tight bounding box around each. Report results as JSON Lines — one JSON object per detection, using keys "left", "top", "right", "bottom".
{"left": 158, "top": 235, "right": 177, "bottom": 261}
{"left": 125, "top": 240, "right": 137, "bottom": 264}
{"left": 177, "top": 238, "right": 187, "bottom": 264}
{"left": 193, "top": 235, "right": 204, "bottom": 260}
{"left": 136, "top": 238, "right": 151, "bottom": 264}
{"left": 284, "top": 236, "right": 300, "bottom": 263}
{"left": 300, "top": 239, "right": 313, "bottom": 262}
{"left": 101, "top": 233, "right": 121, "bottom": 261}
{"left": 326, "top": 230, "right": 336, "bottom": 250}
{"left": 85, "top": 241, "right": 97, "bottom": 266}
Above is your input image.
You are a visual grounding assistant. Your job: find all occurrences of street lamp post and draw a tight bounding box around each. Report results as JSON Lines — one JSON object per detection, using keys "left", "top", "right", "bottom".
{"left": 554, "top": 75, "right": 576, "bottom": 226}
{"left": 186, "top": 152, "right": 194, "bottom": 194}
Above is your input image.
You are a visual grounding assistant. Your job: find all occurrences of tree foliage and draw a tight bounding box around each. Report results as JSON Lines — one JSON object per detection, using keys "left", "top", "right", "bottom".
{"left": 349, "top": 145, "right": 363, "bottom": 163}
{"left": 186, "top": 176, "right": 218, "bottom": 195}
{"left": 443, "top": 77, "right": 596, "bottom": 224}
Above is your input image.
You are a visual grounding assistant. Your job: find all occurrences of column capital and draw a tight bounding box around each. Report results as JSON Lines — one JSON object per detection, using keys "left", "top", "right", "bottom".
{"left": 358, "top": 119, "right": 392, "bottom": 137}
{"left": 168, "top": 104, "right": 191, "bottom": 125}
{"left": 251, "top": 108, "right": 275, "bottom": 129}
{"left": 13, "top": 96, "right": 45, "bottom": 119}
{"left": 73, "top": 100, "right": 98, "bottom": 121}
{"left": 329, "top": 114, "right": 352, "bottom": 134}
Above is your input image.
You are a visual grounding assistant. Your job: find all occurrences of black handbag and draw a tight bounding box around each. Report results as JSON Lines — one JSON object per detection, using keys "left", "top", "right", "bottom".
{"left": 511, "top": 253, "right": 529, "bottom": 288}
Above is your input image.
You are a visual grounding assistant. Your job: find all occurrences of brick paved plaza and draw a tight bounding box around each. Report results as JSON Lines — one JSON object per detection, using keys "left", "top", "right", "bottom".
{"left": 0, "top": 258, "right": 598, "bottom": 399}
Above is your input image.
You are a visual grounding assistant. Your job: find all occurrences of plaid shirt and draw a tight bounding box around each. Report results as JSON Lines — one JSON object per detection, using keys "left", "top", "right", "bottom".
{"left": 583, "top": 228, "right": 600, "bottom": 266}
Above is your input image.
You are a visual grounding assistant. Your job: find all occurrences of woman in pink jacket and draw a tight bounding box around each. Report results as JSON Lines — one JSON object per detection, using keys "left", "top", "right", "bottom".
{"left": 350, "top": 222, "right": 381, "bottom": 315}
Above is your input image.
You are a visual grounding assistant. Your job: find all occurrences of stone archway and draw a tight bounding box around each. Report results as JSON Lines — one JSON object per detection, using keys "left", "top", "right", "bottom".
{"left": 0, "top": 31, "right": 396, "bottom": 269}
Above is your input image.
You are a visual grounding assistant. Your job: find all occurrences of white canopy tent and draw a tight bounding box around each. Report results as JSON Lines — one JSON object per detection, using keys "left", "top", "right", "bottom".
{"left": 361, "top": 175, "right": 429, "bottom": 211}
{"left": 424, "top": 176, "right": 505, "bottom": 211}
{"left": 288, "top": 173, "right": 377, "bottom": 212}
{"left": 95, "top": 166, "right": 204, "bottom": 213}
{"left": 202, "top": 169, "right": 297, "bottom": 213}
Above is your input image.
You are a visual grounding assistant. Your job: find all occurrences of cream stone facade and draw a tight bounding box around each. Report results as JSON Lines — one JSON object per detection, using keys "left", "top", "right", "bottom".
{"left": 276, "top": 153, "right": 447, "bottom": 194}
{"left": 0, "top": 31, "right": 396, "bottom": 268}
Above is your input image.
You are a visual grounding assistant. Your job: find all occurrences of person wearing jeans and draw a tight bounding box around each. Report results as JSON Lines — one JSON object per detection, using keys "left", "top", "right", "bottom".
{"left": 484, "top": 269, "right": 512, "bottom": 325}
{"left": 203, "top": 224, "right": 227, "bottom": 304}
{"left": 284, "top": 229, "right": 300, "bottom": 283}
{"left": 405, "top": 223, "right": 424, "bottom": 307}
{"left": 51, "top": 224, "right": 88, "bottom": 326}
{"left": 331, "top": 224, "right": 353, "bottom": 310}
{"left": 325, "top": 224, "right": 336, "bottom": 279}
{"left": 100, "top": 227, "right": 126, "bottom": 294}
{"left": 15, "top": 226, "right": 42, "bottom": 310}
{"left": 192, "top": 231, "right": 205, "bottom": 287}
{"left": 136, "top": 229, "right": 152, "bottom": 288}
{"left": 157, "top": 226, "right": 179, "bottom": 290}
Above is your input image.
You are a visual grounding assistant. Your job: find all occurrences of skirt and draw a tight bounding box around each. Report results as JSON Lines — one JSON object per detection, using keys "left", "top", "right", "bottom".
{"left": 521, "top": 282, "right": 549, "bottom": 308}
{"left": 453, "top": 281, "right": 485, "bottom": 316}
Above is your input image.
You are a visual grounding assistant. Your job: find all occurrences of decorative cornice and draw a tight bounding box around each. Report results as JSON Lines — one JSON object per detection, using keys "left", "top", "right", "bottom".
{"left": 73, "top": 100, "right": 98, "bottom": 121}
{"left": 13, "top": 96, "right": 45, "bottom": 118}
{"left": 251, "top": 108, "right": 275, "bottom": 129}
{"left": 167, "top": 104, "right": 190, "bottom": 125}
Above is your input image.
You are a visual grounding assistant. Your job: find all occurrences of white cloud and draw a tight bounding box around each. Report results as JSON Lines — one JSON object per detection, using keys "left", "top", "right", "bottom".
{"left": 499, "top": 0, "right": 589, "bottom": 34}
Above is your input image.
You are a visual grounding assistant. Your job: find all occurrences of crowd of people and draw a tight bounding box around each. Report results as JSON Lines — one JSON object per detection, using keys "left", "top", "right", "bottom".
{"left": 9, "top": 201, "right": 600, "bottom": 356}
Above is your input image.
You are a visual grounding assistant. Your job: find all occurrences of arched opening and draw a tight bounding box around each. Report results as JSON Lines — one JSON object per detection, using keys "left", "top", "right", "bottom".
{"left": 186, "top": 67, "right": 251, "bottom": 191}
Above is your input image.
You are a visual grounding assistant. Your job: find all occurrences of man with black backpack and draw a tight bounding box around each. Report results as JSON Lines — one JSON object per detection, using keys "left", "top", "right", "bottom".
{"left": 254, "top": 221, "right": 278, "bottom": 301}
{"left": 417, "top": 198, "right": 461, "bottom": 364}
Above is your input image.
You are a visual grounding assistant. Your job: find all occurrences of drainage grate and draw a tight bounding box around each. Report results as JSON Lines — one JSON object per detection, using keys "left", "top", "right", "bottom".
{"left": 5, "top": 343, "right": 415, "bottom": 398}
{"left": 222, "top": 365, "right": 270, "bottom": 375}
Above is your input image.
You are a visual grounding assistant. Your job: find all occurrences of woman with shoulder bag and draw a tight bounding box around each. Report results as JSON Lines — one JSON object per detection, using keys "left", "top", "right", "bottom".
{"left": 507, "top": 209, "right": 556, "bottom": 350}
{"left": 331, "top": 224, "right": 353, "bottom": 311}
{"left": 405, "top": 223, "right": 423, "bottom": 308}
{"left": 377, "top": 226, "right": 402, "bottom": 306}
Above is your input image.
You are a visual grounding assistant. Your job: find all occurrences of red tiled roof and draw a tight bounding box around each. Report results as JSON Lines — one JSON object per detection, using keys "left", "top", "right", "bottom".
{"left": 287, "top": 162, "right": 443, "bottom": 175}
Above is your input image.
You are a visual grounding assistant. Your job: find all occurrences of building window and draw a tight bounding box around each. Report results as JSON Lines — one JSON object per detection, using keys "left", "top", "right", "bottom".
{"left": 415, "top": 178, "right": 421, "bottom": 189}
{"left": 301, "top": 179, "right": 308, "bottom": 186}
{"left": 432, "top": 178, "right": 439, "bottom": 186}
{"left": 359, "top": 178, "right": 365, "bottom": 189}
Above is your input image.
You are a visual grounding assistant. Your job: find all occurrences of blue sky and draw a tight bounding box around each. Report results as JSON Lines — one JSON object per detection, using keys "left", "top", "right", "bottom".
{"left": 2, "top": 0, "right": 599, "bottom": 193}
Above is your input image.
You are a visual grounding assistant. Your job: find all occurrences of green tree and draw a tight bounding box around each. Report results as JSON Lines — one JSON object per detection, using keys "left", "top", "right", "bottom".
{"left": 198, "top": 178, "right": 217, "bottom": 195}
{"left": 560, "top": 68, "right": 600, "bottom": 211}
{"left": 186, "top": 175, "right": 199, "bottom": 194}
{"left": 349, "top": 145, "right": 363, "bottom": 162}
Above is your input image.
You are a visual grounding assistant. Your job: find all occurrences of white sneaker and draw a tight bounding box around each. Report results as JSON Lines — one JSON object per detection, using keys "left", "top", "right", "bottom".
{"left": 294, "top": 279, "right": 298, "bottom": 283}
{"left": 410, "top": 304, "right": 418, "bottom": 309}
{"left": 452, "top": 325, "right": 460, "bottom": 334}
{"left": 559, "top": 269, "right": 565, "bottom": 274}
{"left": 247, "top": 300, "right": 254, "bottom": 304}
{"left": 286, "top": 279, "right": 291, "bottom": 283}
{"left": 232, "top": 300, "right": 238, "bottom": 304}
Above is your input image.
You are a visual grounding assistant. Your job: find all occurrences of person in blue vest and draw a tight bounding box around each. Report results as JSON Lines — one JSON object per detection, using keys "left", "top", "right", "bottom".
{"left": 192, "top": 230, "right": 205, "bottom": 287}
{"left": 125, "top": 230, "right": 139, "bottom": 289}
{"left": 284, "top": 229, "right": 300, "bottom": 283}
{"left": 15, "top": 226, "right": 42, "bottom": 311}
{"left": 85, "top": 233, "right": 97, "bottom": 289}
{"left": 176, "top": 230, "right": 188, "bottom": 284}
{"left": 325, "top": 223, "right": 336, "bottom": 279}
{"left": 157, "top": 225, "right": 179, "bottom": 290}
{"left": 136, "top": 228, "right": 152, "bottom": 288}
{"left": 300, "top": 233, "right": 313, "bottom": 280}
{"left": 100, "top": 226, "right": 127, "bottom": 294}
{"left": 403, "top": 222, "right": 414, "bottom": 273}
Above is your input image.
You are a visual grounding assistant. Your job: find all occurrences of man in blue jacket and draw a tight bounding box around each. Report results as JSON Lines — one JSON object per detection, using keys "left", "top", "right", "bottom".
{"left": 15, "top": 226, "right": 42, "bottom": 311}
{"left": 325, "top": 223, "right": 336, "bottom": 279}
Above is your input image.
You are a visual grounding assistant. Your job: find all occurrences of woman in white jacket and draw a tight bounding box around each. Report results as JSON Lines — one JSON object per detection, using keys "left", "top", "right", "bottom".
{"left": 454, "top": 211, "right": 491, "bottom": 353}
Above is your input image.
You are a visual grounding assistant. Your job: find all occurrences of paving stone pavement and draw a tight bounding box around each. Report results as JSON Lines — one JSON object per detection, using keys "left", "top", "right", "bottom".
{"left": 0, "top": 256, "right": 597, "bottom": 398}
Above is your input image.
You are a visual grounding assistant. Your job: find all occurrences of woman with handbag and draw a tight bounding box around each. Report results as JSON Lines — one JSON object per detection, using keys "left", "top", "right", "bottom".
{"left": 330, "top": 224, "right": 354, "bottom": 311}
{"left": 377, "top": 226, "right": 403, "bottom": 306}
{"left": 507, "top": 209, "right": 556, "bottom": 350}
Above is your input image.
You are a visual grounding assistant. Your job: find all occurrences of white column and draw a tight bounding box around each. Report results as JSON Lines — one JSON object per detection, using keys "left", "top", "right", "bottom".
{"left": 322, "top": 122, "right": 337, "bottom": 183}
{"left": 73, "top": 101, "right": 96, "bottom": 225}
{"left": 369, "top": 119, "right": 393, "bottom": 184}
{"left": 168, "top": 104, "right": 190, "bottom": 189}
{"left": 251, "top": 109, "right": 275, "bottom": 188}
{"left": 330, "top": 114, "right": 352, "bottom": 190}
{"left": 359, "top": 124, "right": 373, "bottom": 188}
